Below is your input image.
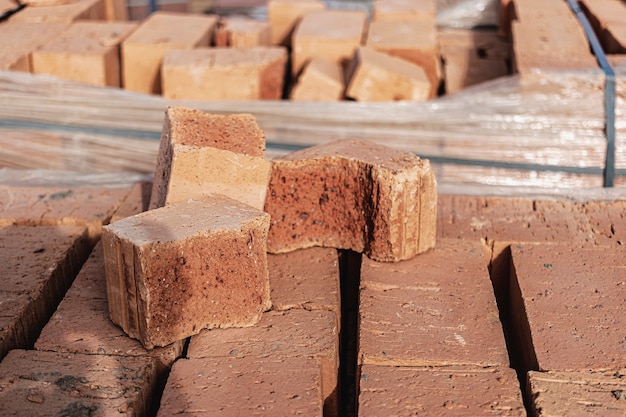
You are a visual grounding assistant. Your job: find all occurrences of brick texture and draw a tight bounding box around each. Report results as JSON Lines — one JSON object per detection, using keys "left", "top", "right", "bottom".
{"left": 372, "top": 0, "right": 436, "bottom": 22}
{"left": 0, "top": 21, "right": 69, "bottom": 71}
{"left": 290, "top": 57, "right": 344, "bottom": 101}
{"left": 215, "top": 16, "right": 271, "bottom": 47}
{"left": 9, "top": 0, "right": 105, "bottom": 22}
{"left": 102, "top": 195, "right": 271, "bottom": 349}
{"left": 267, "top": 0, "right": 325, "bottom": 46}
{"left": 264, "top": 139, "right": 437, "bottom": 261}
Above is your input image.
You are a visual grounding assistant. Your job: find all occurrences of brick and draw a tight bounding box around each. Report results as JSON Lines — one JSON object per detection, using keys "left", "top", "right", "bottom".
{"left": 187, "top": 309, "right": 338, "bottom": 416}
{"left": 0, "top": 185, "right": 133, "bottom": 242}
{"left": 110, "top": 181, "right": 151, "bottom": 223}
{"left": 104, "top": 0, "right": 127, "bottom": 20}
{"left": 359, "top": 365, "right": 525, "bottom": 416}
{"left": 0, "top": 225, "right": 90, "bottom": 361}
{"left": 581, "top": 0, "right": 626, "bottom": 54}
{"left": 10, "top": 0, "right": 105, "bottom": 22}
{"left": 158, "top": 356, "right": 323, "bottom": 416}
{"left": 102, "top": 195, "right": 271, "bottom": 349}
{"left": 509, "top": 243, "right": 626, "bottom": 372}
{"left": 149, "top": 107, "right": 270, "bottom": 210}
{"left": 215, "top": 15, "right": 271, "bottom": 47}
{"left": 372, "top": 0, "right": 435, "bottom": 21}
{"left": 366, "top": 19, "right": 441, "bottom": 97}
{"left": 264, "top": 139, "right": 437, "bottom": 262}
{"left": 121, "top": 11, "right": 218, "bottom": 94}
{"left": 527, "top": 369, "right": 626, "bottom": 416}
{"left": 161, "top": 46, "right": 287, "bottom": 100}
{"left": 345, "top": 46, "right": 432, "bottom": 102}
{"left": 0, "top": 349, "right": 158, "bottom": 416}
{"left": 268, "top": 247, "right": 340, "bottom": 315}
{"left": 267, "top": 0, "right": 325, "bottom": 46}
{"left": 582, "top": 200, "right": 626, "bottom": 245}
{"left": 35, "top": 243, "right": 184, "bottom": 374}
{"left": 359, "top": 238, "right": 509, "bottom": 367}
{"left": 0, "top": 22, "right": 69, "bottom": 71}
{"left": 292, "top": 9, "right": 367, "bottom": 76}
{"left": 290, "top": 57, "right": 344, "bottom": 101}
{"left": 23, "top": 0, "right": 77, "bottom": 5}
{"left": 31, "top": 21, "right": 137, "bottom": 87}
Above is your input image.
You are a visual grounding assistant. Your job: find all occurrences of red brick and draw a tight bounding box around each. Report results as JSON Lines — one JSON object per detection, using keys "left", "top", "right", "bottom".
{"left": 215, "top": 16, "right": 271, "bottom": 47}
{"left": 359, "top": 238, "right": 509, "bottom": 367}
{"left": 32, "top": 21, "right": 137, "bottom": 87}
{"left": 0, "top": 349, "right": 158, "bottom": 416}
{"left": 0, "top": 21, "right": 69, "bottom": 71}
{"left": 35, "top": 243, "right": 184, "bottom": 374}
{"left": 345, "top": 46, "right": 432, "bottom": 102}
{"left": 187, "top": 309, "right": 338, "bottom": 416}
{"left": 581, "top": 200, "right": 626, "bottom": 245}
{"left": 267, "top": 0, "right": 325, "bottom": 46}
{"left": 580, "top": 0, "right": 626, "bottom": 54}
{"left": 372, "top": 0, "right": 436, "bottom": 22}
{"left": 161, "top": 46, "right": 287, "bottom": 100}
{"left": 10, "top": 0, "right": 105, "bottom": 22}
{"left": 121, "top": 11, "right": 218, "bottom": 94}
{"left": 527, "top": 369, "right": 626, "bottom": 416}
{"left": 149, "top": 107, "right": 270, "bottom": 210}
{"left": 290, "top": 57, "right": 344, "bottom": 101}
{"left": 264, "top": 139, "right": 437, "bottom": 262}
{"left": 158, "top": 356, "right": 323, "bottom": 416}
{"left": 359, "top": 365, "right": 525, "bottom": 416}
{"left": 366, "top": 20, "right": 441, "bottom": 97}
{"left": 510, "top": 243, "right": 626, "bottom": 371}
{"left": 268, "top": 247, "right": 340, "bottom": 315}
{"left": 102, "top": 195, "right": 271, "bottom": 349}
{"left": 292, "top": 9, "right": 368, "bottom": 76}
{"left": 0, "top": 225, "right": 90, "bottom": 361}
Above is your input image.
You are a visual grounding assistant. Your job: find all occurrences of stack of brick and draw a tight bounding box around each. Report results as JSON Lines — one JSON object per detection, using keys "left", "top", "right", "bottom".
{"left": 580, "top": 0, "right": 626, "bottom": 68}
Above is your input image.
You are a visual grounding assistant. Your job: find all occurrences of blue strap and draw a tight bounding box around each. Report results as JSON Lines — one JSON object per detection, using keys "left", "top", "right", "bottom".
{"left": 566, "top": 0, "right": 617, "bottom": 187}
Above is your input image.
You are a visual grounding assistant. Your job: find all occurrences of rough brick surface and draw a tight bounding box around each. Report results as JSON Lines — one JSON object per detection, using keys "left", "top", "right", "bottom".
{"left": 290, "top": 57, "right": 345, "bottom": 101}
{"left": 345, "top": 46, "right": 432, "bottom": 102}
{"left": 161, "top": 46, "right": 287, "bottom": 100}
{"left": 267, "top": 0, "right": 325, "bottom": 46}
{"left": 110, "top": 181, "right": 151, "bottom": 223}
{"left": 581, "top": 200, "right": 626, "bottom": 245}
{"left": 527, "top": 369, "right": 626, "bottom": 416}
{"left": 9, "top": 0, "right": 105, "bottom": 22}
{"left": 0, "top": 349, "right": 157, "bottom": 416}
{"left": 580, "top": 0, "right": 626, "bottom": 53}
{"left": 268, "top": 247, "right": 340, "bottom": 315}
{"left": 32, "top": 21, "right": 137, "bottom": 87}
{"left": 359, "top": 238, "right": 509, "bottom": 367}
{"left": 35, "top": 243, "right": 184, "bottom": 373}
{"left": 264, "top": 139, "right": 437, "bottom": 261}
{"left": 372, "top": 0, "right": 436, "bottom": 22}
{"left": 510, "top": 243, "right": 626, "bottom": 372}
{"left": 149, "top": 107, "right": 269, "bottom": 210}
{"left": 158, "top": 356, "right": 323, "bottom": 416}
{"left": 292, "top": 9, "right": 368, "bottom": 76}
{"left": 0, "top": 225, "right": 90, "bottom": 361}
{"left": 121, "top": 11, "right": 218, "bottom": 94}
{"left": 0, "top": 21, "right": 69, "bottom": 71}
{"left": 102, "top": 195, "right": 271, "bottom": 349}
{"left": 359, "top": 365, "right": 525, "bottom": 416}
{"left": 215, "top": 16, "right": 271, "bottom": 47}
{"left": 366, "top": 20, "right": 441, "bottom": 97}
{"left": 187, "top": 309, "right": 338, "bottom": 415}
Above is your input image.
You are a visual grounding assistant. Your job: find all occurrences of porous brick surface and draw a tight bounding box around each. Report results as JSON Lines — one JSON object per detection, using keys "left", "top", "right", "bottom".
{"left": 359, "top": 365, "right": 526, "bottom": 416}
{"left": 0, "top": 21, "right": 69, "bottom": 71}
{"left": 264, "top": 139, "right": 437, "bottom": 261}
{"left": 268, "top": 247, "right": 340, "bottom": 315}
{"left": 527, "top": 369, "right": 626, "bottom": 416}
{"left": 0, "top": 349, "right": 158, "bottom": 416}
{"left": 267, "top": 0, "right": 325, "bottom": 46}
{"left": 102, "top": 195, "right": 271, "bottom": 349}
{"left": 581, "top": 200, "right": 626, "bottom": 245}
{"left": 509, "top": 243, "right": 626, "bottom": 372}
{"left": 121, "top": 11, "right": 218, "bottom": 94}
{"left": 158, "top": 356, "right": 323, "bottom": 416}
{"left": 9, "top": 0, "right": 105, "bottom": 22}
{"left": 359, "top": 238, "right": 510, "bottom": 367}
{"left": 35, "top": 243, "right": 184, "bottom": 373}
{"left": 292, "top": 9, "right": 368, "bottom": 76}
{"left": 149, "top": 107, "right": 269, "bottom": 210}
{"left": 346, "top": 46, "right": 432, "bottom": 102}
{"left": 290, "top": 57, "right": 345, "bottom": 101}
{"left": 31, "top": 21, "right": 138, "bottom": 87}
{"left": 161, "top": 46, "right": 287, "bottom": 100}
{"left": 187, "top": 309, "right": 339, "bottom": 416}
{"left": 0, "top": 225, "right": 91, "bottom": 361}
